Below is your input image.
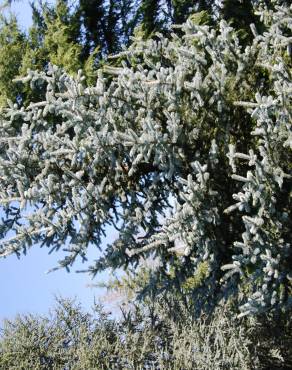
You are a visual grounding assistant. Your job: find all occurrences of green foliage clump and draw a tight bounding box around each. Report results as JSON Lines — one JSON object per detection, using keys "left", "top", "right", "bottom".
{"left": 0, "top": 1, "right": 98, "bottom": 108}
{"left": 182, "top": 261, "right": 210, "bottom": 292}
{"left": 0, "top": 15, "right": 26, "bottom": 107}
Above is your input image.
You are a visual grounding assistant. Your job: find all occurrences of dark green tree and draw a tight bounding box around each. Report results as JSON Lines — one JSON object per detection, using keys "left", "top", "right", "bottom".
{"left": 171, "top": 0, "right": 211, "bottom": 24}
{"left": 139, "top": 0, "right": 163, "bottom": 37}
{"left": 220, "top": 0, "right": 261, "bottom": 43}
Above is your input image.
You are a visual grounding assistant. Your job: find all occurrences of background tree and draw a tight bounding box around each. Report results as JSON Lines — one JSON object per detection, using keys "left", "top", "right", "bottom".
{"left": 1, "top": 296, "right": 292, "bottom": 369}
{"left": 0, "top": 0, "right": 95, "bottom": 107}
{"left": 138, "top": 0, "right": 162, "bottom": 37}
{"left": 0, "top": 14, "right": 27, "bottom": 107}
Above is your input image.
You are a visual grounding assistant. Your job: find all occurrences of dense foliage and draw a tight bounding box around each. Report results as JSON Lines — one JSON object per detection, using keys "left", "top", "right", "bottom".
{"left": 0, "top": 2, "right": 291, "bottom": 318}
{"left": 1, "top": 297, "right": 292, "bottom": 369}
{"left": 0, "top": 1, "right": 291, "bottom": 368}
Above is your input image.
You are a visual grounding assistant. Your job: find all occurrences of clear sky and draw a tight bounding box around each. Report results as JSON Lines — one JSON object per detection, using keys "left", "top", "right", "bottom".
{"left": 0, "top": 224, "right": 119, "bottom": 319}
{"left": 10, "top": 0, "right": 33, "bottom": 31}
{"left": 0, "top": 1, "right": 116, "bottom": 321}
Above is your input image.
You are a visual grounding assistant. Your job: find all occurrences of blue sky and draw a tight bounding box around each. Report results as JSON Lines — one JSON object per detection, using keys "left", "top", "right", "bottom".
{"left": 0, "top": 1, "right": 116, "bottom": 321}
{"left": 10, "top": 0, "right": 33, "bottom": 30}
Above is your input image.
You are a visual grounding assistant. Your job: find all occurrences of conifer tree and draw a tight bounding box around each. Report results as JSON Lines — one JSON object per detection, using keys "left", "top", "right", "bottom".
{"left": 1, "top": 296, "right": 292, "bottom": 368}
{"left": 139, "top": 0, "right": 163, "bottom": 37}
{"left": 0, "top": 0, "right": 101, "bottom": 107}
{"left": 171, "top": 0, "right": 210, "bottom": 24}
{"left": 0, "top": 3, "right": 290, "bottom": 317}
{"left": 0, "top": 14, "right": 26, "bottom": 107}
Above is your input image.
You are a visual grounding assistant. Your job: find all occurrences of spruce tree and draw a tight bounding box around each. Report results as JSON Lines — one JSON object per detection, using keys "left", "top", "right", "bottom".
{"left": 1, "top": 3, "right": 291, "bottom": 317}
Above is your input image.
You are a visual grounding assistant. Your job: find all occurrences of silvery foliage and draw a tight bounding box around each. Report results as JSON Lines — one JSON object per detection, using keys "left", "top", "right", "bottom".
{"left": 224, "top": 5, "right": 292, "bottom": 316}
{"left": 0, "top": 4, "right": 291, "bottom": 315}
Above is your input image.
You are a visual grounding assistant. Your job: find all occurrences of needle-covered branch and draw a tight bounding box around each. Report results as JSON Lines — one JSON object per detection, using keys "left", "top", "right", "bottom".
{"left": 0, "top": 5, "right": 291, "bottom": 316}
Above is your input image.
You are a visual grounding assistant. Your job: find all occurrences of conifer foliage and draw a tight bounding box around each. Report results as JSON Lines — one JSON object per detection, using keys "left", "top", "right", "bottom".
{"left": 1, "top": 297, "right": 292, "bottom": 369}
{"left": 0, "top": 4, "right": 291, "bottom": 317}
